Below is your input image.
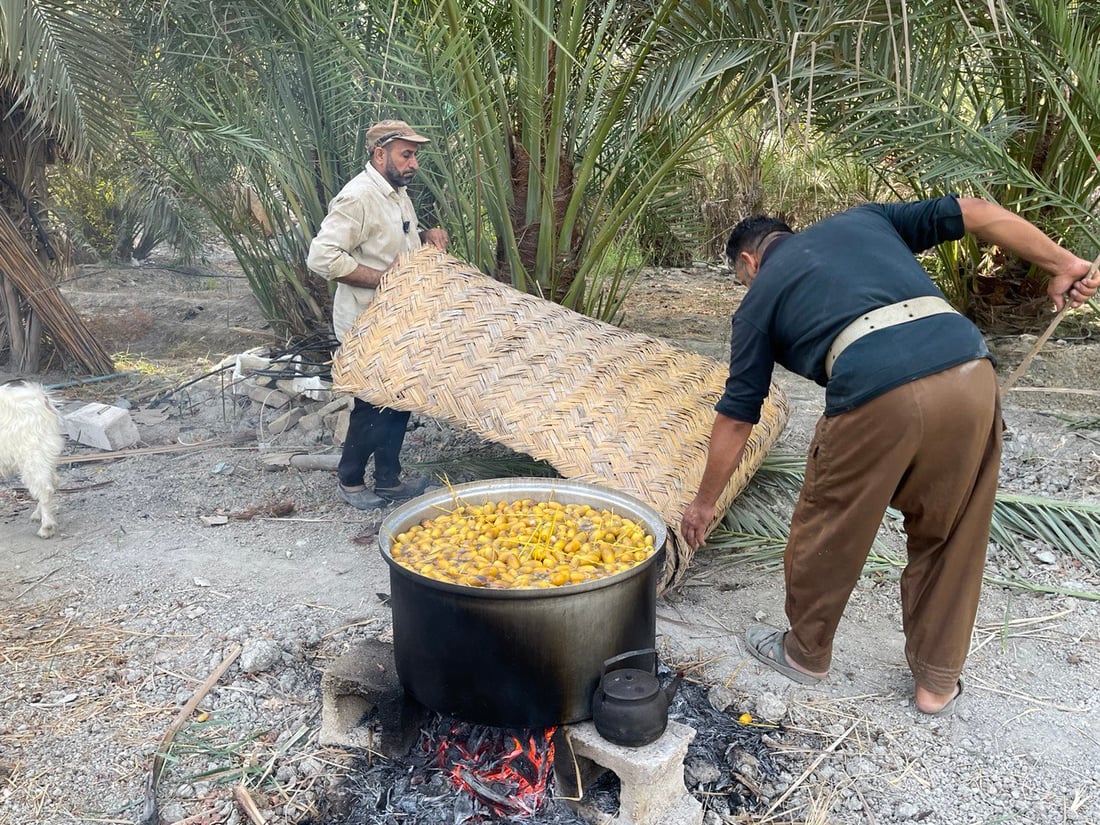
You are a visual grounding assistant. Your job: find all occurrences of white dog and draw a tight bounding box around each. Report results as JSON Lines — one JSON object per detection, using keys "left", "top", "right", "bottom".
{"left": 0, "top": 380, "right": 63, "bottom": 538}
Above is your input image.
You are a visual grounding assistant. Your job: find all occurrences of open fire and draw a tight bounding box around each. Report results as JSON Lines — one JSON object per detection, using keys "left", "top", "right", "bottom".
{"left": 308, "top": 676, "right": 784, "bottom": 825}
{"left": 426, "top": 722, "right": 558, "bottom": 818}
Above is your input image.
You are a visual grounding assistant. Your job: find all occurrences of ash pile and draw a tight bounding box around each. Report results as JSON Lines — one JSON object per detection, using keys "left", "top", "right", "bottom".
{"left": 304, "top": 670, "right": 783, "bottom": 825}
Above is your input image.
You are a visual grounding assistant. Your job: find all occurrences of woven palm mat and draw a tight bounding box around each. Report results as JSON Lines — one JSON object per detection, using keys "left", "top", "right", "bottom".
{"left": 332, "top": 246, "right": 789, "bottom": 590}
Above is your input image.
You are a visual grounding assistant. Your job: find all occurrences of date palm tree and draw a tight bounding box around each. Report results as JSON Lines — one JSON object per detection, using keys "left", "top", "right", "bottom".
{"left": 792, "top": 0, "right": 1100, "bottom": 329}
{"left": 0, "top": 0, "right": 127, "bottom": 371}
{"left": 133, "top": 0, "right": 852, "bottom": 331}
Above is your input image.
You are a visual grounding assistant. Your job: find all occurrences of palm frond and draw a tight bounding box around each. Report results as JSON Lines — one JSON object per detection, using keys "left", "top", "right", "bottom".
{"left": 0, "top": 0, "right": 130, "bottom": 161}
{"left": 709, "top": 450, "right": 1100, "bottom": 598}
{"left": 989, "top": 492, "right": 1100, "bottom": 572}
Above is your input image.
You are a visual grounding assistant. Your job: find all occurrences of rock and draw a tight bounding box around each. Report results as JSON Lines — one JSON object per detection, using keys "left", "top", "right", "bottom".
{"left": 754, "top": 691, "right": 787, "bottom": 721}
{"left": 684, "top": 755, "right": 721, "bottom": 786}
{"left": 239, "top": 639, "right": 282, "bottom": 673}
{"left": 706, "top": 683, "right": 736, "bottom": 712}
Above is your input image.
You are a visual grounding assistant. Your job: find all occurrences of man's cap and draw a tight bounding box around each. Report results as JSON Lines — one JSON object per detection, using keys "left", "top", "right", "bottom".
{"left": 366, "top": 120, "right": 431, "bottom": 149}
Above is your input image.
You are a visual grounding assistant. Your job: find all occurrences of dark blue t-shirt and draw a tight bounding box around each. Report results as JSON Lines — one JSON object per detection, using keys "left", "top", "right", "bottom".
{"left": 715, "top": 196, "right": 992, "bottom": 423}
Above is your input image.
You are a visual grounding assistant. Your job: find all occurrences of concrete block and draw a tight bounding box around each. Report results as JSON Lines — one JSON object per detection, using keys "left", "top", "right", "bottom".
{"left": 556, "top": 720, "right": 702, "bottom": 825}
{"left": 63, "top": 403, "right": 140, "bottom": 450}
{"left": 265, "top": 407, "right": 305, "bottom": 435}
{"left": 317, "top": 396, "right": 352, "bottom": 417}
{"left": 297, "top": 410, "right": 325, "bottom": 432}
{"left": 246, "top": 385, "right": 291, "bottom": 409}
{"left": 329, "top": 409, "right": 350, "bottom": 445}
{"left": 319, "top": 638, "right": 427, "bottom": 758}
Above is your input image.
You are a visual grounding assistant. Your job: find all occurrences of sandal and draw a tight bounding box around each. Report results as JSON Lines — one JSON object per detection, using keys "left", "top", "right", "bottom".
{"left": 745, "top": 623, "right": 825, "bottom": 685}
{"left": 920, "top": 678, "right": 964, "bottom": 717}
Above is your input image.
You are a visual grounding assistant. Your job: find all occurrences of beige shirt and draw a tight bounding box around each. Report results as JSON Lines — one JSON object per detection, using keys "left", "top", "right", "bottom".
{"left": 307, "top": 163, "right": 421, "bottom": 341}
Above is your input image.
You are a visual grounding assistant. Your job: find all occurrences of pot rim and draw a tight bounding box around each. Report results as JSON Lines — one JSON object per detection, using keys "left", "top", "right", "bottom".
{"left": 378, "top": 476, "right": 668, "bottom": 599}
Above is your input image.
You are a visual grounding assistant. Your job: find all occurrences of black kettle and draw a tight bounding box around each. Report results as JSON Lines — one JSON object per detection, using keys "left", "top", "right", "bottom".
{"left": 591, "top": 648, "right": 683, "bottom": 747}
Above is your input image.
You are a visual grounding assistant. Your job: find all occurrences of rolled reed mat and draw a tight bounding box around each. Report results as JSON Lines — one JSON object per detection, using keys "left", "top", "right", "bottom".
{"left": 332, "top": 246, "right": 790, "bottom": 591}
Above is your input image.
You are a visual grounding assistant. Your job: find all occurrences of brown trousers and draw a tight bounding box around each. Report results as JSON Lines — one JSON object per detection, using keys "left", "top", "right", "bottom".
{"left": 783, "top": 359, "right": 1002, "bottom": 694}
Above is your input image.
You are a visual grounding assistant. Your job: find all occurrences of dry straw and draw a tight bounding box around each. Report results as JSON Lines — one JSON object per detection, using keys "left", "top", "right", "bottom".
{"left": 332, "top": 246, "right": 789, "bottom": 591}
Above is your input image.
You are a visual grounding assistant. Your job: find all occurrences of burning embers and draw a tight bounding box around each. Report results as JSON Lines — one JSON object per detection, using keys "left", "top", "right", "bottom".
{"left": 427, "top": 722, "right": 557, "bottom": 818}
{"left": 309, "top": 713, "right": 587, "bottom": 825}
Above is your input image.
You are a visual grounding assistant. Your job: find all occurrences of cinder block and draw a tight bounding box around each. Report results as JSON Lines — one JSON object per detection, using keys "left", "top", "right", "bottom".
{"left": 266, "top": 407, "right": 304, "bottom": 435}
{"left": 246, "top": 385, "right": 291, "bottom": 409}
{"left": 63, "top": 403, "right": 140, "bottom": 450}
{"left": 556, "top": 720, "right": 702, "bottom": 825}
{"left": 319, "top": 638, "right": 427, "bottom": 758}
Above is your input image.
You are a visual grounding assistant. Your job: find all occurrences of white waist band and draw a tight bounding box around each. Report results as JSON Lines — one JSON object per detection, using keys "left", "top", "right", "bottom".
{"left": 825, "top": 295, "right": 959, "bottom": 378}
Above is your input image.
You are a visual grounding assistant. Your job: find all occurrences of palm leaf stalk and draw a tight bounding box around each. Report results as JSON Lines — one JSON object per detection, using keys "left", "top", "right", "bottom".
{"left": 702, "top": 452, "right": 1100, "bottom": 600}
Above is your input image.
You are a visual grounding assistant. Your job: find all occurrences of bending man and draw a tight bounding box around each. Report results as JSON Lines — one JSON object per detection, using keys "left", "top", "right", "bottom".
{"left": 681, "top": 196, "right": 1097, "bottom": 714}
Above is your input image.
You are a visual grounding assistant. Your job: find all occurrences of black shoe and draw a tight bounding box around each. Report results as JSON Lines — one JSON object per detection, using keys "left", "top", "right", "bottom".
{"left": 337, "top": 484, "right": 385, "bottom": 510}
{"left": 374, "top": 477, "right": 432, "bottom": 503}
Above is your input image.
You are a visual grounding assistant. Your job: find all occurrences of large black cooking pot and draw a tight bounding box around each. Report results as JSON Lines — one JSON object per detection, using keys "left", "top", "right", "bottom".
{"left": 377, "top": 478, "right": 667, "bottom": 728}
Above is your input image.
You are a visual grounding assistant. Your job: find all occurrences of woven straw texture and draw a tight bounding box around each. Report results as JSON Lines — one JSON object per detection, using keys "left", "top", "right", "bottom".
{"left": 332, "top": 246, "right": 789, "bottom": 591}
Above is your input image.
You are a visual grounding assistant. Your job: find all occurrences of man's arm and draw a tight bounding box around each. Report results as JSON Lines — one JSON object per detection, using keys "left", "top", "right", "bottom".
{"left": 681, "top": 414, "right": 755, "bottom": 549}
{"left": 307, "top": 193, "right": 375, "bottom": 283}
{"left": 956, "top": 198, "right": 1098, "bottom": 309}
{"left": 334, "top": 263, "right": 387, "bottom": 289}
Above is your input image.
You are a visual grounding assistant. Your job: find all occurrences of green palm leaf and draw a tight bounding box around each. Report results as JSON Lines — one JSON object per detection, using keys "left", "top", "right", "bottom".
{"left": 703, "top": 451, "right": 1100, "bottom": 600}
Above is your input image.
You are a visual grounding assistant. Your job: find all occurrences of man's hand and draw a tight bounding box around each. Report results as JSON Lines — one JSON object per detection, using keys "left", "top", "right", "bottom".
{"left": 1048, "top": 254, "right": 1100, "bottom": 311}
{"left": 681, "top": 496, "right": 719, "bottom": 550}
{"left": 421, "top": 227, "right": 449, "bottom": 251}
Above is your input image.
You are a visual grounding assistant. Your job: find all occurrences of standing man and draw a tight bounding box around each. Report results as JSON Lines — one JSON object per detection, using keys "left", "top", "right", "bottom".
{"left": 308, "top": 119, "right": 449, "bottom": 509}
{"left": 681, "top": 195, "right": 1097, "bottom": 714}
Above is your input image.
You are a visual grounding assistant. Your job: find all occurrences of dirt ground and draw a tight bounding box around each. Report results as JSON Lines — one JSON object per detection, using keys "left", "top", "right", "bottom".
{"left": 1, "top": 248, "right": 1099, "bottom": 825}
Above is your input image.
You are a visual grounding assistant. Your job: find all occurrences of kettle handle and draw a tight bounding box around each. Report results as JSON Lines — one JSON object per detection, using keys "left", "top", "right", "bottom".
{"left": 601, "top": 648, "right": 658, "bottom": 677}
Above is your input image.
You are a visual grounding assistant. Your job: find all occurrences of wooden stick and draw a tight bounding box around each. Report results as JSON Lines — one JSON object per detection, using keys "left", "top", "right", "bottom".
{"left": 1000, "top": 251, "right": 1100, "bottom": 395}
{"left": 58, "top": 432, "right": 255, "bottom": 465}
{"left": 137, "top": 645, "right": 242, "bottom": 825}
{"left": 233, "top": 783, "right": 268, "bottom": 825}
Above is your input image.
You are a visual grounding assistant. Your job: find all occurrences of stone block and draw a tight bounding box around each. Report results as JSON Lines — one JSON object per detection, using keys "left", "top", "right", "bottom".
{"left": 62, "top": 403, "right": 140, "bottom": 450}
{"left": 231, "top": 351, "right": 272, "bottom": 394}
{"left": 556, "top": 720, "right": 702, "bottom": 825}
{"left": 319, "top": 638, "right": 427, "bottom": 758}
{"left": 292, "top": 374, "right": 333, "bottom": 401}
{"left": 329, "top": 409, "right": 351, "bottom": 445}
{"left": 266, "top": 407, "right": 305, "bottom": 435}
{"left": 246, "top": 385, "right": 291, "bottom": 409}
{"left": 317, "top": 396, "right": 352, "bottom": 417}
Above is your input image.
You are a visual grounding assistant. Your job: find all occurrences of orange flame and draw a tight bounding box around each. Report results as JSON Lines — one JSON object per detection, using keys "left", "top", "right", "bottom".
{"left": 432, "top": 724, "right": 557, "bottom": 817}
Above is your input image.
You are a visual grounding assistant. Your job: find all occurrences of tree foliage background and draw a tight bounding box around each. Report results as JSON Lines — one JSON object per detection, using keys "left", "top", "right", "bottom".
{"left": 2, "top": 0, "right": 1099, "bottom": 364}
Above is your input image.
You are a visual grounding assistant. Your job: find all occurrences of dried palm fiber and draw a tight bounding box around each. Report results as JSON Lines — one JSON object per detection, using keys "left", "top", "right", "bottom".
{"left": 332, "top": 246, "right": 789, "bottom": 591}
{"left": 0, "top": 208, "right": 114, "bottom": 374}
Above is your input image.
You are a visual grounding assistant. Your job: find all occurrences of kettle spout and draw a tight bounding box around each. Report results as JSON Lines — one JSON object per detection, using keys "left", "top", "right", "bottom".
{"left": 665, "top": 671, "right": 684, "bottom": 705}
